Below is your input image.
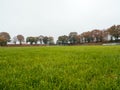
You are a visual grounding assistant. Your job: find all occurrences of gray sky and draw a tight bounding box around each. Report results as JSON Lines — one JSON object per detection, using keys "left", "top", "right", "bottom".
{"left": 0, "top": 0, "right": 120, "bottom": 41}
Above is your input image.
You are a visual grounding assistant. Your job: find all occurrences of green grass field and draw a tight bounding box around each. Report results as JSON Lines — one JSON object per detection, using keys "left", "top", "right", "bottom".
{"left": 0, "top": 46, "right": 120, "bottom": 90}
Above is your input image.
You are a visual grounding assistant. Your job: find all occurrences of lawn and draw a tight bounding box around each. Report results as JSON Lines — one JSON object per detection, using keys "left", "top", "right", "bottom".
{"left": 0, "top": 46, "right": 120, "bottom": 90}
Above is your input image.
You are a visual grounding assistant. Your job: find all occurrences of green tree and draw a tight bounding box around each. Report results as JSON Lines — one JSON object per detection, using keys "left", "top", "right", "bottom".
{"left": 68, "top": 32, "right": 78, "bottom": 44}
{"left": 38, "top": 35, "right": 44, "bottom": 44}
{"left": 43, "top": 36, "right": 49, "bottom": 45}
{"left": 48, "top": 36, "right": 54, "bottom": 45}
{"left": 34, "top": 37, "right": 39, "bottom": 44}
{"left": 58, "top": 35, "right": 68, "bottom": 45}
{"left": 26, "top": 37, "right": 35, "bottom": 45}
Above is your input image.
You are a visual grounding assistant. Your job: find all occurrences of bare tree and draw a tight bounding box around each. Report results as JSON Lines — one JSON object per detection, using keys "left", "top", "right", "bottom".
{"left": 12, "top": 36, "right": 18, "bottom": 44}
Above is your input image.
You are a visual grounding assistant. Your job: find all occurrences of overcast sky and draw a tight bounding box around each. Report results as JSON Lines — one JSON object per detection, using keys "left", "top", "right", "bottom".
{"left": 0, "top": 0, "right": 120, "bottom": 41}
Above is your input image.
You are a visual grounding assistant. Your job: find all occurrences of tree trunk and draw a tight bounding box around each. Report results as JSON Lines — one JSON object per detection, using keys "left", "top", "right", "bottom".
{"left": 20, "top": 41, "right": 22, "bottom": 45}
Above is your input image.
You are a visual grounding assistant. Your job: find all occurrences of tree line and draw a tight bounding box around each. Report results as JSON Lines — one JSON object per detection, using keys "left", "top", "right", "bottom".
{"left": 0, "top": 34, "right": 54, "bottom": 46}
{"left": 57, "top": 25, "right": 120, "bottom": 45}
{"left": 0, "top": 25, "right": 120, "bottom": 46}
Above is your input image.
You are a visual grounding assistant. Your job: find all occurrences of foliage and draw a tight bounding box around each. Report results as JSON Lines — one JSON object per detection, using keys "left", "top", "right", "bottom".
{"left": 1, "top": 24, "right": 120, "bottom": 45}
{"left": 0, "top": 37, "right": 7, "bottom": 46}
{"left": 0, "top": 46, "right": 120, "bottom": 89}
{"left": 58, "top": 35, "right": 68, "bottom": 45}
{"left": 48, "top": 36, "right": 54, "bottom": 45}
{"left": 68, "top": 32, "right": 78, "bottom": 44}
{"left": 26, "top": 37, "right": 35, "bottom": 45}
{"left": 91, "top": 29, "right": 103, "bottom": 42}
{"left": 26, "top": 37, "right": 40, "bottom": 45}
{"left": 56, "top": 28, "right": 111, "bottom": 45}
{"left": 43, "top": 36, "right": 49, "bottom": 45}
{"left": 17, "top": 35, "right": 24, "bottom": 45}
{"left": 0, "top": 32, "right": 11, "bottom": 46}
{"left": 107, "top": 25, "right": 120, "bottom": 41}
{"left": 34, "top": 37, "right": 39, "bottom": 44}
{"left": 81, "top": 31, "right": 92, "bottom": 43}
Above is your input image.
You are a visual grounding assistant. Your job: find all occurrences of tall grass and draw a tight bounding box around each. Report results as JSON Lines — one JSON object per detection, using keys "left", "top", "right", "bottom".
{"left": 0, "top": 46, "right": 120, "bottom": 90}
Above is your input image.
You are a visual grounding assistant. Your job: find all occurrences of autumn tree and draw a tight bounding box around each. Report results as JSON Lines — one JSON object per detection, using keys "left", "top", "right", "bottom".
{"left": 0, "top": 32, "right": 11, "bottom": 46}
{"left": 107, "top": 25, "right": 120, "bottom": 41}
{"left": 17, "top": 35, "right": 24, "bottom": 45}
{"left": 0, "top": 37, "right": 6, "bottom": 46}
{"left": 91, "top": 29, "right": 103, "bottom": 42}
{"left": 81, "top": 31, "right": 92, "bottom": 43}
